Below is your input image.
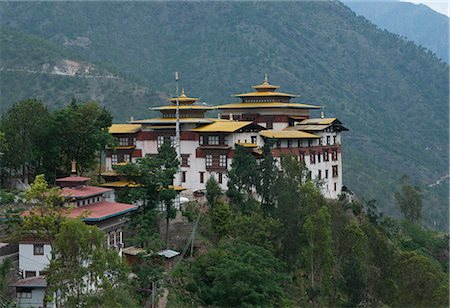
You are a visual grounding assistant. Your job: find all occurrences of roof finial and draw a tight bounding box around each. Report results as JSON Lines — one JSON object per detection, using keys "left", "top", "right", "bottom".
{"left": 264, "top": 73, "right": 269, "bottom": 84}
{"left": 181, "top": 87, "right": 185, "bottom": 96}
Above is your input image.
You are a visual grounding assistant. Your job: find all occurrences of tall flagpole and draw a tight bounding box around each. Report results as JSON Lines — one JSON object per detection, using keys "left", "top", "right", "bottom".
{"left": 175, "top": 72, "right": 181, "bottom": 186}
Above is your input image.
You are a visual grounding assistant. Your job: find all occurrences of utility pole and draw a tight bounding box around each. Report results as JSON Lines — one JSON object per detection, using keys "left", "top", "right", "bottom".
{"left": 175, "top": 72, "right": 181, "bottom": 187}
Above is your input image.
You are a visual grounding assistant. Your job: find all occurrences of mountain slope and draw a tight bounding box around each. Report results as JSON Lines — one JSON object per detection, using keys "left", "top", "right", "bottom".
{"left": 0, "top": 1, "right": 448, "bottom": 229}
{"left": 344, "top": 0, "right": 449, "bottom": 62}
{"left": 0, "top": 27, "right": 163, "bottom": 120}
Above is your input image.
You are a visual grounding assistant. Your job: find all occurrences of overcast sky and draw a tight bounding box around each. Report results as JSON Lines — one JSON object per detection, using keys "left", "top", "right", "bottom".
{"left": 404, "top": 0, "right": 449, "bottom": 16}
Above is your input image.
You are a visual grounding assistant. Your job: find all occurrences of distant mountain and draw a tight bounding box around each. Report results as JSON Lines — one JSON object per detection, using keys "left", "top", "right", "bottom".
{"left": 0, "top": 1, "right": 448, "bottom": 229}
{"left": 0, "top": 27, "right": 163, "bottom": 120}
{"left": 343, "top": 0, "right": 449, "bottom": 62}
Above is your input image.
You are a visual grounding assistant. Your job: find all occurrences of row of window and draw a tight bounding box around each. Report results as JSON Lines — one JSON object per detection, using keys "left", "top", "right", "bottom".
{"left": 315, "top": 166, "right": 339, "bottom": 179}
{"left": 112, "top": 153, "right": 131, "bottom": 165}
{"left": 77, "top": 196, "right": 102, "bottom": 207}
{"left": 199, "top": 135, "right": 227, "bottom": 146}
{"left": 276, "top": 139, "right": 319, "bottom": 148}
{"left": 205, "top": 154, "right": 227, "bottom": 168}
{"left": 118, "top": 137, "right": 136, "bottom": 146}
{"left": 157, "top": 136, "right": 176, "bottom": 148}
{"left": 181, "top": 171, "right": 225, "bottom": 184}
{"left": 310, "top": 150, "right": 338, "bottom": 164}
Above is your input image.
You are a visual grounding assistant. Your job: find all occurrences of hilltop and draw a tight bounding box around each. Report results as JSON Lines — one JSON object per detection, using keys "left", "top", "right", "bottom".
{"left": 0, "top": 1, "right": 448, "bottom": 229}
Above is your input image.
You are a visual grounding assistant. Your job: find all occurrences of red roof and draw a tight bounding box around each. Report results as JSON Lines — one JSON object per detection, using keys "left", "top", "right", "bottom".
{"left": 61, "top": 186, "right": 111, "bottom": 199}
{"left": 68, "top": 201, "right": 137, "bottom": 221}
{"left": 56, "top": 176, "right": 90, "bottom": 182}
{"left": 11, "top": 276, "right": 47, "bottom": 288}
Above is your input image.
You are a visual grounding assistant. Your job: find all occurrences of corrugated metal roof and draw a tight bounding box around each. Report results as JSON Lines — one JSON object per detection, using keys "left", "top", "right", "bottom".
{"left": 260, "top": 130, "right": 320, "bottom": 139}
{"left": 11, "top": 276, "right": 47, "bottom": 288}
{"left": 157, "top": 249, "right": 180, "bottom": 259}
{"left": 191, "top": 121, "right": 254, "bottom": 132}
{"left": 109, "top": 124, "right": 142, "bottom": 134}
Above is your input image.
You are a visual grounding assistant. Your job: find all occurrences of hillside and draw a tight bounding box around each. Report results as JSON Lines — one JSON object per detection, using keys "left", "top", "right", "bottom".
{"left": 0, "top": 1, "right": 448, "bottom": 229}
{"left": 344, "top": 0, "right": 449, "bottom": 62}
{"left": 0, "top": 27, "right": 163, "bottom": 119}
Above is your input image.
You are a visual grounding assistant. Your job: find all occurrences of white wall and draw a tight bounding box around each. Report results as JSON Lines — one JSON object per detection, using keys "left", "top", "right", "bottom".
{"left": 19, "top": 243, "right": 51, "bottom": 276}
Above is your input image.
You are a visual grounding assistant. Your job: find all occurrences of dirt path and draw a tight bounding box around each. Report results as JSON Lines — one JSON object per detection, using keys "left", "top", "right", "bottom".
{"left": 157, "top": 288, "right": 169, "bottom": 308}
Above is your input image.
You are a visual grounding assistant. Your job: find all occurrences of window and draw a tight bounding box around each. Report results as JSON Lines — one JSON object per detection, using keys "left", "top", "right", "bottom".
{"left": 327, "top": 136, "right": 331, "bottom": 145}
{"left": 17, "top": 289, "right": 32, "bottom": 299}
{"left": 25, "top": 271, "right": 36, "bottom": 278}
{"left": 323, "top": 151, "right": 329, "bottom": 161}
{"left": 287, "top": 140, "right": 292, "bottom": 148}
{"left": 298, "top": 140, "right": 302, "bottom": 147}
{"left": 308, "top": 171, "right": 312, "bottom": 179}
{"left": 266, "top": 119, "right": 273, "bottom": 129}
{"left": 157, "top": 136, "right": 164, "bottom": 148}
{"left": 124, "top": 154, "right": 131, "bottom": 163}
{"left": 222, "top": 136, "right": 228, "bottom": 145}
{"left": 170, "top": 136, "right": 176, "bottom": 147}
{"left": 181, "top": 154, "right": 190, "bottom": 167}
{"left": 199, "top": 135, "right": 204, "bottom": 145}
{"left": 333, "top": 136, "right": 337, "bottom": 144}
{"left": 218, "top": 173, "right": 223, "bottom": 184}
{"left": 33, "top": 244, "right": 44, "bottom": 255}
{"left": 208, "top": 135, "right": 219, "bottom": 145}
{"left": 299, "top": 152, "right": 305, "bottom": 162}
{"left": 308, "top": 140, "right": 312, "bottom": 147}
{"left": 200, "top": 172, "right": 205, "bottom": 184}
{"left": 251, "top": 136, "right": 257, "bottom": 144}
{"left": 334, "top": 183, "right": 337, "bottom": 191}
{"left": 206, "top": 155, "right": 213, "bottom": 167}
{"left": 219, "top": 154, "right": 227, "bottom": 168}
{"left": 133, "top": 138, "right": 137, "bottom": 146}
{"left": 317, "top": 153, "right": 321, "bottom": 163}
{"left": 318, "top": 170, "right": 322, "bottom": 180}
{"left": 182, "top": 171, "right": 186, "bottom": 183}
{"left": 332, "top": 149, "right": 338, "bottom": 161}
{"left": 325, "top": 169, "right": 329, "bottom": 179}
{"left": 310, "top": 152, "right": 315, "bottom": 164}
{"left": 112, "top": 154, "right": 118, "bottom": 165}
{"left": 332, "top": 165, "right": 338, "bottom": 177}
{"left": 119, "top": 137, "right": 128, "bottom": 146}
{"left": 276, "top": 140, "right": 281, "bottom": 148}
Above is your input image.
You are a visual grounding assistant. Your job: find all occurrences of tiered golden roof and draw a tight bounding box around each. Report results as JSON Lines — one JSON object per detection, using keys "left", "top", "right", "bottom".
{"left": 168, "top": 88, "right": 199, "bottom": 104}
{"left": 191, "top": 121, "right": 255, "bottom": 133}
{"left": 108, "top": 124, "right": 142, "bottom": 134}
{"left": 234, "top": 74, "right": 298, "bottom": 98}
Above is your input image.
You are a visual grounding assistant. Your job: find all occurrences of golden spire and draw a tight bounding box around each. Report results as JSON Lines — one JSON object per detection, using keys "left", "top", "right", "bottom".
{"left": 181, "top": 87, "right": 186, "bottom": 98}
{"left": 251, "top": 73, "right": 280, "bottom": 91}
{"left": 263, "top": 73, "right": 269, "bottom": 85}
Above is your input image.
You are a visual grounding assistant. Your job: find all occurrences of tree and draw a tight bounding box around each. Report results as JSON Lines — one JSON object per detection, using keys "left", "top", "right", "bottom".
{"left": 226, "top": 145, "right": 259, "bottom": 213}
{"left": 256, "top": 140, "right": 277, "bottom": 214}
{"left": 0, "top": 99, "right": 50, "bottom": 181}
{"left": 48, "top": 99, "right": 113, "bottom": 175}
{"left": 205, "top": 176, "right": 222, "bottom": 207}
{"left": 209, "top": 201, "right": 232, "bottom": 241}
{"left": 301, "top": 206, "right": 334, "bottom": 304}
{"left": 46, "top": 219, "right": 135, "bottom": 306}
{"left": 189, "top": 239, "right": 288, "bottom": 307}
{"left": 395, "top": 176, "right": 423, "bottom": 223}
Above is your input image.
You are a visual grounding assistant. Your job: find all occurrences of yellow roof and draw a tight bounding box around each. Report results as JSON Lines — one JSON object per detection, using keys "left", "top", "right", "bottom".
{"left": 216, "top": 102, "right": 320, "bottom": 109}
{"left": 252, "top": 74, "right": 280, "bottom": 91}
{"left": 168, "top": 88, "right": 199, "bottom": 104}
{"left": 235, "top": 142, "right": 258, "bottom": 148}
{"left": 234, "top": 91, "right": 297, "bottom": 98}
{"left": 106, "top": 145, "right": 136, "bottom": 150}
{"left": 152, "top": 105, "right": 214, "bottom": 111}
{"left": 100, "top": 181, "right": 140, "bottom": 188}
{"left": 299, "top": 118, "right": 337, "bottom": 125}
{"left": 109, "top": 124, "right": 142, "bottom": 134}
{"left": 169, "top": 185, "right": 186, "bottom": 191}
{"left": 260, "top": 130, "right": 320, "bottom": 139}
{"left": 132, "top": 118, "right": 213, "bottom": 124}
{"left": 191, "top": 121, "right": 254, "bottom": 133}
{"left": 285, "top": 124, "right": 330, "bottom": 131}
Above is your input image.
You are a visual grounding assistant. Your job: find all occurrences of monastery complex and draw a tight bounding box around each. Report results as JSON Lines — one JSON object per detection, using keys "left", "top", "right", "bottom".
{"left": 104, "top": 76, "right": 348, "bottom": 199}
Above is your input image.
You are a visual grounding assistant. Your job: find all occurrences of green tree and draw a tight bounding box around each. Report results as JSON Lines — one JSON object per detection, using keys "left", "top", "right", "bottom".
{"left": 0, "top": 99, "right": 50, "bottom": 181}
{"left": 46, "top": 219, "right": 135, "bottom": 306}
{"left": 395, "top": 176, "right": 423, "bottom": 223}
{"left": 0, "top": 257, "right": 13, "bottom": 305}
{"left": 256, "top": 140, "right": 277, "bottom": 214}
{"left": 189, "top": 239, "right": 288, "bottom": 307}
{"left": 205, "top": 176, "right": 222, "bottom": 207}
{"left": 393, "top": 251, "right": 448, "bottom": 307}
{"left": 226, "top": 145, "right": 259, "bottom": 213}
{"left": 301, "top": 206, "right": 334, "bottom": 304}
{"left": 48, "top": 99, "right": 113, "bottom": 175}
{"left": 209, "top": 201, "right": 232, "bottom": 241}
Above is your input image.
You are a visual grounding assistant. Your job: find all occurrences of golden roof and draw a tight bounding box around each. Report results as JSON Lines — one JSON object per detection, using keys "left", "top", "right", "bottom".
{"left": 285, "top": 124, "right": 330, "bottom": 131}
{"left": 109, "top": 124, "right": 142, "bottom": 134}
{"left": 260, "top": 130, "right": 320, "bottom": 139}
{"left": 152, "top": 105, "right": 214, "bottom": 111}
{"left": 168, "top": 88, "right": 199, "bottom": 104}
{"left": 234, "top": 91, "right": 297, "bottom": 98}
{"left": 191, "top": 121, "right": 254, "bottom": 133}
{"left": 235, "top": 142, "right": 258, "bottom": 148}
{"left": 216, "top": 102, "right": 320, "bottom": 109}
{"left": 252, "top": 74, "right": 280, "bottom": 91}
{"left": 299, "top": 118, "right": 337, "bottom": 125}
{"left": 106, "top": 145, "right": 136, "bottom": 150}
{"left": 132, "top": 118, "right": 213, "bottom": 124}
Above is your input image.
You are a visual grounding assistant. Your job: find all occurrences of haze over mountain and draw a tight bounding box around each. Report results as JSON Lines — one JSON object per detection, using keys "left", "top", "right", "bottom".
{"left": 0, "top": 1, "right": 448, "bottom": 229}
{"left": 344, "top": 0, "right": 449, "bottom": 62}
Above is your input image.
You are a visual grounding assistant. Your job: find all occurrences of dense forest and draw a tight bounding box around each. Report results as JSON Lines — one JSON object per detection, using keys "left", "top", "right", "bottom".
{"left": 0, "top": 1, "right": 448, "bottom": 229}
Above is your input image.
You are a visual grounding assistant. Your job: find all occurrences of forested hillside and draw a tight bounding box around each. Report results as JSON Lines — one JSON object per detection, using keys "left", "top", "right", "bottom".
{"left": 0, "top": 1, "right": 448, "bottom": 229}
{"left": 0, "top": 27, "right": 163, "bottom": 117}
{"left": 344, "top": 0, "right": 449, "bottom": 62}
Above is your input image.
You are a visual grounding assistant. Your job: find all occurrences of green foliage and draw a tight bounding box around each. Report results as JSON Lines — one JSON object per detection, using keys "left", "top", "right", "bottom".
{"left": 208, "top": 201, "right": 232, "bottom": 241}
{"left": 130, "top": 255, "right": 164, "bottom": 304}
{"left": 395, "top": 176, "right": 423, "bottom": 223}
{"left": 256, "top": 140, "right": 277, "bottom": 214}
{"left": 0, "top": 257, "right": 13, "bottom": 304}
{"left": 189, "top": 239, "right": 288, "bottom": 307}
{"left": 205, "top": 176, "right": 221, "bottom": 207}
{"left": 47, "top": 219, "right": 133, "bottom": 306}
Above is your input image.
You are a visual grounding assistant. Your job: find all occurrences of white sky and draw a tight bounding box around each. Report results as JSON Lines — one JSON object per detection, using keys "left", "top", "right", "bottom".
{"left": 403, "top": 0, "right": 450, "bottom": 17}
